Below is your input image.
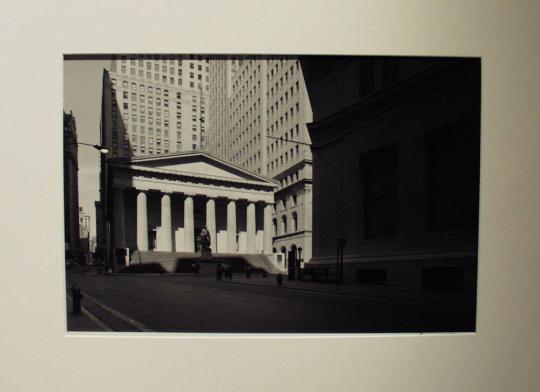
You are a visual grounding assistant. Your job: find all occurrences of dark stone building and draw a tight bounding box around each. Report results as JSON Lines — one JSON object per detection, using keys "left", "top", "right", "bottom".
{"left": 63, "top": 110, "right": 80, "bottom": 262}
{"left": 300, "top": 56, "right": 480, "bottom": 292}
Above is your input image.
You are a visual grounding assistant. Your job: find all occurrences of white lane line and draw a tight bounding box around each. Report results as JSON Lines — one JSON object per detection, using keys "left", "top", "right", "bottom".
{"left": 81, "top": 291, "right": 154, "bottom": 332}
{"left": 67, "top": 294, "right": 113, "bottom": 332}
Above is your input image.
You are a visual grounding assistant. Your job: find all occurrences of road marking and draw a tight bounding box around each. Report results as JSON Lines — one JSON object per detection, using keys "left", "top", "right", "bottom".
{"left": 67, "top": 294, "right": 113, "bottom": 332}
{"left": 81, "top": 291, "right": 154, "bottom": 332}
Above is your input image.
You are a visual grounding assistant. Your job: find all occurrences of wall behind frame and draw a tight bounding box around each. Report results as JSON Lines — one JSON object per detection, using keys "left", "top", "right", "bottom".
{"left": 1, "top": 1, "right": 539, "bottom": 391}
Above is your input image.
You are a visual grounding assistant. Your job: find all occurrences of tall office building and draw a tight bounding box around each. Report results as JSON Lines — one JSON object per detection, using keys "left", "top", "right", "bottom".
{"left": 207, "top": 57, "right": 313, "bottom": 263}
{"left": 101, "top": 54, "right": 210, "bottom": 158}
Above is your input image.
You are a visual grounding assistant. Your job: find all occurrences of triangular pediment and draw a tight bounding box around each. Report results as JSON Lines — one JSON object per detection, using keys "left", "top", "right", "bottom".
{"left": 125, "top": 151, "right": 276, "bottom": 185}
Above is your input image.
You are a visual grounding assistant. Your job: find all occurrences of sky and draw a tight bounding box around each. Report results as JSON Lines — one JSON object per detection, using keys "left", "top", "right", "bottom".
{"left": 63, "top": 58, "right": 110, "bottom": 238}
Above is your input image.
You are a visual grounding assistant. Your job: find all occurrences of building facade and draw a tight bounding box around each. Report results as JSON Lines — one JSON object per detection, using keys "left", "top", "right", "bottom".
{"left": 79, "top": 207, "right": 91, "bottom": 264}
{"left": 107, "top": 151, "right": 277, "bottom": 264}
{"left": 101, "top": 55, "right": 210, "bottom": 159}
{"left": 63, "top": 111, "right": 80, "bottom": 260}
{"left": 206, "top": 57, "right": 313, "bottom": 266}
{"left": 301, "top": 56, "right": 480, "bottom": 291}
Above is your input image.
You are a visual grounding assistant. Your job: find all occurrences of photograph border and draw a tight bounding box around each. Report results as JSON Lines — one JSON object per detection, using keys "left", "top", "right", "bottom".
{"left": 2, "top": 1, "right": 539, "bottom": 391}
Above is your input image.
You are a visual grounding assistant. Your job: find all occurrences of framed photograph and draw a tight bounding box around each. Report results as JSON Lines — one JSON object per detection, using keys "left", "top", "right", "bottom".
{"left": 64, "top": 54, "right": 480, "bottom": 334}
{"left": 2, "top": 1, "right": 539, "bottom": 391}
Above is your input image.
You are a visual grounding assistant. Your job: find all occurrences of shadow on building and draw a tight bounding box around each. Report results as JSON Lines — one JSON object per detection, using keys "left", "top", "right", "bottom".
{"left": 95, "top": 69, "right": 133, "bottom": 268}
{"left": 300, "top": 56, "right": 480, "bottom": 306}
{"left": 63, "top": 111, "right": 81, "bottom": 263}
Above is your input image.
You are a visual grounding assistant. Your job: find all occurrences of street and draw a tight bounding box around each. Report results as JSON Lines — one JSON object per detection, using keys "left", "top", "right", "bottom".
{"left": 66, "top": 270, "right": 475, "bottom": 333}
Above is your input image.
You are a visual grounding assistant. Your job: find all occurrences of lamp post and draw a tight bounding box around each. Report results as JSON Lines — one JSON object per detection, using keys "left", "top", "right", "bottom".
{"left": 297, "top": 247, "right": 303, "bottom": 281}
{"left": 66, "top": 141, "right": 109, "bottom": 270}
{"left": 66, "top": 142, "right": 109, "bottom": 154}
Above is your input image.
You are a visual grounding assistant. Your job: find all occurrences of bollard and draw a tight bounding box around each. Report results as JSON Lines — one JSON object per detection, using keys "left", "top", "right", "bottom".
{"left": 71, "top": 284, "right": 83, "bottom": 315}
{"left": 276, "top": 273, "right": 283, "bottom": 287}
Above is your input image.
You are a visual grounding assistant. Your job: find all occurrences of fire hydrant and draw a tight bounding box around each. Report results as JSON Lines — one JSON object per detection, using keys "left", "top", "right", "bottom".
{"left": 71, "top": 284, "right": 83, "bottom": 315}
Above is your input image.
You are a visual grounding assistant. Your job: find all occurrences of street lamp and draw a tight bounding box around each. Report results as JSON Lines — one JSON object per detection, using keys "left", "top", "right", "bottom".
{"left": 67, "top": 142, "right": 109, "bottom": 154}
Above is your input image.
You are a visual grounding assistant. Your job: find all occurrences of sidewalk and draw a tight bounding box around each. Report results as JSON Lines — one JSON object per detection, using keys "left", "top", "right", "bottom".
{"left": 66, "top": 294, "right": 109, "bottom": 332}
{"left": 219, "top": 274, "right": 475, "bottom": 311}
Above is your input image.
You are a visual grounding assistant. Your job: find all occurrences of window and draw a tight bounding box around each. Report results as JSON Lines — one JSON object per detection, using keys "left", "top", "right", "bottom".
{"left": 291, "top": 212, "right": 298, "bottom": 232}
{"left": 281, "top": 215, "right": 287, "bottom": 234}
{"left": 361, "top": 144, "right": 397, "bottom": 239}
{"left": 427, "top": 118, "right": 480, "bottom": 231}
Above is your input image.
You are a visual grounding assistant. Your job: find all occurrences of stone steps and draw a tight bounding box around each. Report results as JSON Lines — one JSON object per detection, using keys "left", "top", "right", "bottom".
{"left": 124, "top": 251, "right": 278, "bottom": 274}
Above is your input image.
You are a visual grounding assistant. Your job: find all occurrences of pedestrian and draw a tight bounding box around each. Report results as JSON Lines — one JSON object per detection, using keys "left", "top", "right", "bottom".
{"left": 216, "top": 261, "right": 222, "bottom": 280}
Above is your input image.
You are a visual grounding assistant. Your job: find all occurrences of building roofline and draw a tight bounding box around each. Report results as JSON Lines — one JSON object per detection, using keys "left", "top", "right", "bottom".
{"left": 110, "top": 150, "right": 279, "bottom": 186}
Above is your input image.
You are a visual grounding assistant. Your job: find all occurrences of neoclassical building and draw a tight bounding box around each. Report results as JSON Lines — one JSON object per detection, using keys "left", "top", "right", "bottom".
{"left": 105, "top": 151, "right": 277, "bottom": 263}
{"left": 300, "top": 56, "right": 480, "bottom": 291}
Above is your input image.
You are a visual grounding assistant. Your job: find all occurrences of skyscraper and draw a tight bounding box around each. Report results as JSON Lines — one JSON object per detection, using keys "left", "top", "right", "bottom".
{"left": 207, "top": 57, "right": 313, "bottom": 264}
{"left": 101, "top": 54, "right": 210, "bottom": 158}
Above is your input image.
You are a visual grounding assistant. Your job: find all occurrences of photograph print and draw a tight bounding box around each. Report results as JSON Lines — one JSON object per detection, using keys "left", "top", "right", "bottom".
{"left": 64, "top": 54, "right": 480, "bottom": 333}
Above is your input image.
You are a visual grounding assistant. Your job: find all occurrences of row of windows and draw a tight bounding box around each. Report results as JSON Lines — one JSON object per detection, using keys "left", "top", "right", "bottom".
{"left": 269, "top": 82, "right": 300, "bottom": 110}
{"left": 132, "top": 135, "right": 170, "bottom": 147}
{"left": 277, "top": 170, "right": 301, "bottom": 189}
{"left": 358, "top": 122, "right": 479, "bottom": 239}
{"left": 117, "top": 54, "right": 209, "bottom": 65}
{"left": 132, "top": 145, "right": 170, "bottom": 155}
{"left": 275, "top": 193, "right": 298, "bottom": 211}
{"left": 272, "top": 212, "right": 299, "bottom": 236}
{"left": 115, "top": 67, "right": 209, "bottom": 89}
{"left": 121, "top": 60, "right": 209, "bottom": 74}
{"left": 269, "top": 125, "right": 301, "bottom": 150}
{"left": 268, "top": 105, "right": 300, "bottom": 130}
{"left": 114, "top": 79, "right": 171, "bottom": 95}
{"left": 267, "top": 59, "right": 299, "bottom": 82}
{"left": 231, "top": 63, "right": 261, "bottom": 92}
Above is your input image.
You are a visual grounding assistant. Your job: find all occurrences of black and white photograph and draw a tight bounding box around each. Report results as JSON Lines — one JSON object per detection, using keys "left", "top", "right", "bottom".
{"left": 64, "top": 55, "right": 480, "bottom": 333}
{"left": 3, "top": 1, "right": 540, "bottom": 391}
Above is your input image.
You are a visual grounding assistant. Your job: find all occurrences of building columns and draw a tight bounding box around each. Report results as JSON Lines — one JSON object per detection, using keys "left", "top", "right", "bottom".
{"left": 246, "top": 202, "right": 256, "bottom": 254}
{"left": 113, "top": 187, "right": 126, "bottom": 249}
{"left": 136, "top": 191, "right": 148, "bottom": 251}
{"left": 264, "top": 203, "right": 273, "bottom": 254}
{"left": 184, "top": 195, "right": 195, "bottom": 252}
{"left": 160, "top": 193, "right": 172, "bottom": 251}
{"left": 227, "top": 200, "right": 237, "bottom": 253}
{"left": 206, "top": 198, "right": 216, "bottom": 252}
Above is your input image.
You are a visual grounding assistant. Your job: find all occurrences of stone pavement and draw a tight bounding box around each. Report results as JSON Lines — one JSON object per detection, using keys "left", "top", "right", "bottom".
{"left": 66, "top": 293, "right": 109, "bottom": 332}
{"left": 218, "top": 273, "right": 475, "bottom": 312}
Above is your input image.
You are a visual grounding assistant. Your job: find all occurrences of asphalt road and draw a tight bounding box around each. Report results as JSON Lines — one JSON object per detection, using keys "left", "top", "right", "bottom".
{"left": 66, "top": 271, "right": 474, "bottom": 333}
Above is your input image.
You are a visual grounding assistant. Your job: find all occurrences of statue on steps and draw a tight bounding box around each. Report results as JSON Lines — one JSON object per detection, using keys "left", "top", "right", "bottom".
{"left": 199, "top": 226, "right": 211, "bottom": 254}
